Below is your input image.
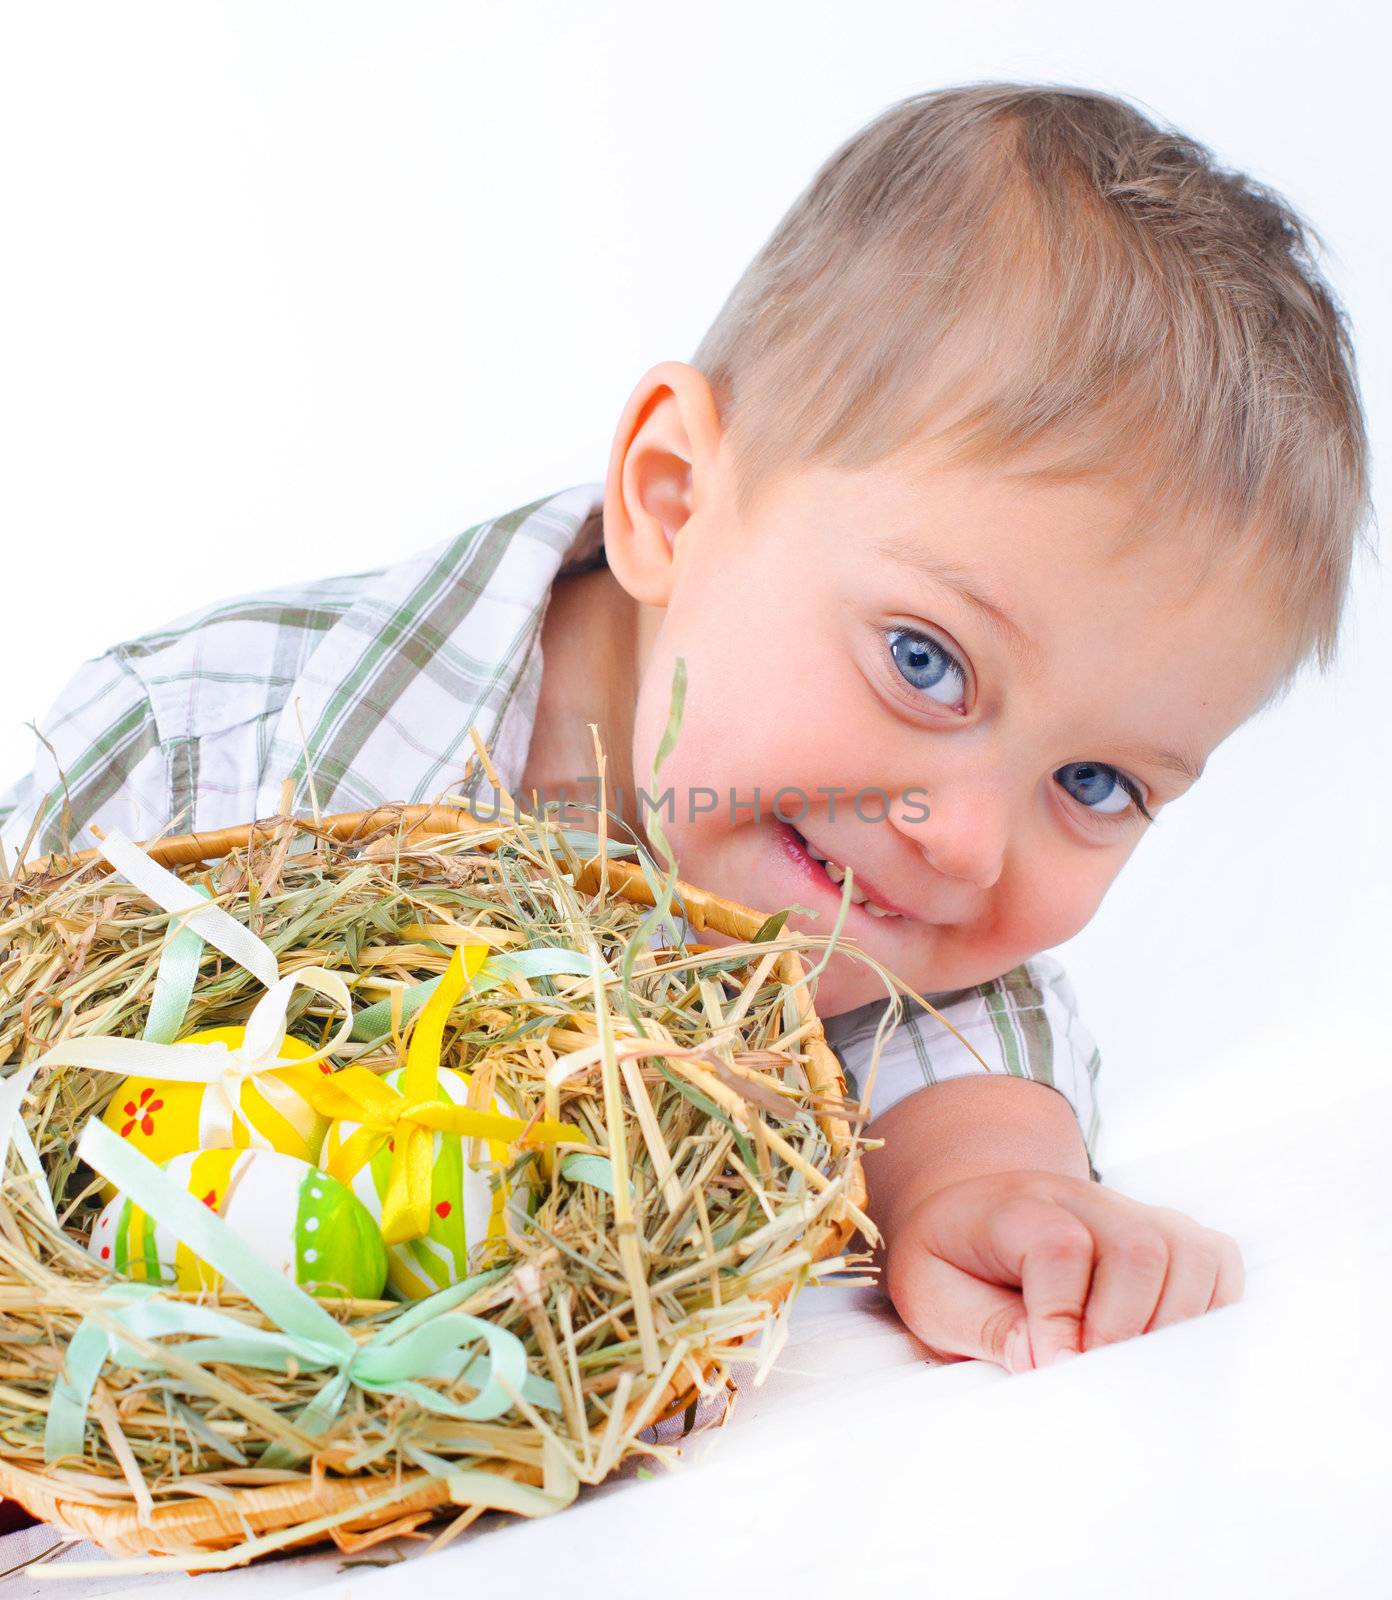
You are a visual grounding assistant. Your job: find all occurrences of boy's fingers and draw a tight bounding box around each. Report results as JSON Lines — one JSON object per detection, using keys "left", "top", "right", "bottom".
{"left": 1208, "top": 1233, "right": 1245, "bottom": 1309}
{"left": 1077, "top": 1225, "right": 1169, "bottom": 1349}
{"left": 1145, "top": 1231, "right": 1223, "bottom": 1331}
{"left": 987, "top": 1197, "right": 1094, "bottom": 1366}
{"left": 1052, "top": 1182, "right": 1245, "bottom": 1334}
{"left": 885, "top": 1240, "right": 1032, "bottom": 1372}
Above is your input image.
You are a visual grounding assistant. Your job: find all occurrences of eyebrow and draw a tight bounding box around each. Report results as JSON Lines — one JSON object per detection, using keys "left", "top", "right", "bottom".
{"left": 874, "top": 535, "right": 1041, "bottom": 673}
{"left": 873, "top": 535, "right": 1207, "bottom": 787}
{"left": 1108, "top": 741, "right": 1207, "bottom": 785}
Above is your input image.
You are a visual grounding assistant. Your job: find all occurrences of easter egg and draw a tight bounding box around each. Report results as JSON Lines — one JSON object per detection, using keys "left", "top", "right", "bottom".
{"left": 98, "top": 1027, "right": 335, "bottom": 1199}
{"left": 88, "top": 1147, "right": 388, "bottom": 1299}
{"left": 323, "top": 1067, "right": 537, "bottom": 1300}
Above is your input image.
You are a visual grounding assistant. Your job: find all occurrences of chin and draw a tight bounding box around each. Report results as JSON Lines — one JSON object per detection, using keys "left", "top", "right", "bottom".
{"left": 796, "top": 933, "right": 1028, "bottom": 1017}
{"left": 802, "top": 952, "right": 915, "bottom": 1018}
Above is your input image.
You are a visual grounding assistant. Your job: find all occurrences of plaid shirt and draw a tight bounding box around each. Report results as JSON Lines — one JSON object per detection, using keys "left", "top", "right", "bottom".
{"left": 0, "top": 483, "right": 1101, "bottom": 1169}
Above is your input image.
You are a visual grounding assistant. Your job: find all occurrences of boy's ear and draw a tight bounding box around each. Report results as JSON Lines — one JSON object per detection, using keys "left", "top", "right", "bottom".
{"left": 603, "top": 361, "right": 722, "bottom": 607}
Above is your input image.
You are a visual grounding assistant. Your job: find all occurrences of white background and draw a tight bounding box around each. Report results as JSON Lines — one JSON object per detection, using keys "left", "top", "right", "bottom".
{"left": 0, "top": 0, "right": 1386, "bottom": 1174}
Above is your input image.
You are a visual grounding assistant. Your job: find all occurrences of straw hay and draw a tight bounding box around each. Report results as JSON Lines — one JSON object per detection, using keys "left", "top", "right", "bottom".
{"left": 0, "top": 775, "right": 879, "bottom": 1569}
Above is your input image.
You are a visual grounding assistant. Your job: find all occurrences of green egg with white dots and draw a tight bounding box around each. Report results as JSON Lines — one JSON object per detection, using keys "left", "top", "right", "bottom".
{"left": 89, "top": 1147, "right": 388, "bottom": 1300}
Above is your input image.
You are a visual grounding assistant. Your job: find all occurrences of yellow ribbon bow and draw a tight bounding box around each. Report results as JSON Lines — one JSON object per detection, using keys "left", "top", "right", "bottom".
{"left": 312, "top": 942, "right": 584, "bottom": 1245}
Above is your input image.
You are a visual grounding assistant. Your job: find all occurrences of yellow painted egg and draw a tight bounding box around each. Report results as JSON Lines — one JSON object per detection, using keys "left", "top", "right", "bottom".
{"left": 323, "top": 1066, "right": 537, "bottom": 1300}
{"left": 97, "top": 1026, "right": 335, "bottom": 1200}
{"left": 88, "top": 1147, "right": 388, "bottom": 1299}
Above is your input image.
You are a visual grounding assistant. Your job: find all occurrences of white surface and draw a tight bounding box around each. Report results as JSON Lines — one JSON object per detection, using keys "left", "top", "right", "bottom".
{"left": 3, "top": 1055, "right": 1387, "bottom": 1599}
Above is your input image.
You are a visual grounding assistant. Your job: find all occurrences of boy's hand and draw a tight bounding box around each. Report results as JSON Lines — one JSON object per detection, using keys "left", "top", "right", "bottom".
{"left": 884, "top": 1169, "right": 1245, "bottom": 1371}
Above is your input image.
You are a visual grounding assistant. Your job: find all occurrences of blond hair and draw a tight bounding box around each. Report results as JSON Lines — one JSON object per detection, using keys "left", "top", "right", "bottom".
{"left": 692, "top": 83, "right": 1374, "bottom": 694}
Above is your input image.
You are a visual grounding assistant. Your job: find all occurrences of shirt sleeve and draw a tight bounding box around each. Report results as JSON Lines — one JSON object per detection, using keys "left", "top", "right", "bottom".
{"left": 824, "top": 953, "right": 1104, "bottom": 1180}
{"left": 0, "top": 652, "right": 171, "bottom": 867}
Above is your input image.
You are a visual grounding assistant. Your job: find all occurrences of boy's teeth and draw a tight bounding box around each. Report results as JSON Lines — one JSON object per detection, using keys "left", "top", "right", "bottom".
{"left": 797, "top": 830, "right": 902, "bottom": 919}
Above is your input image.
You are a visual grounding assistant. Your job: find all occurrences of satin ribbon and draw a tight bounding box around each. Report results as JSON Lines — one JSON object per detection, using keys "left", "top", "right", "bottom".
{"left": 0, "top": 831, "right": 334, "bottom": 1226}
{"left": 558, "top": 1151, "right": 635, "bottom": 1202}
{"left": 314, "top": 944, "right": 586, "bottom": 1245}
{"left": 47, "top": 1119, "right": 560, "bottom": 1468}
{"left": 0, "top": 830, "right": 601, "bottom": 1224}
{"left": 348, "top": 945, "right": 618, "bottom": 1043}
{"left": 142, "top": 881, "right": 210, "bottom": 1044}
{"left": 0, "top": 830, "right": 625, "bottom": 1477}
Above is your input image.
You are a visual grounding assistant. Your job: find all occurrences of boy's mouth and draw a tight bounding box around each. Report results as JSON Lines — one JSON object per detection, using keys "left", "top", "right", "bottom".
{"left": 775, "top": 821, "right": 911, "bottom": 921}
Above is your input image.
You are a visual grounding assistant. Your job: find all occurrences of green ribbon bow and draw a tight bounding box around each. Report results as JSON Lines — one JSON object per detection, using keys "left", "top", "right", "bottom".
{"left": 49, "top": 1120, "right": 560, "bottom": 1468}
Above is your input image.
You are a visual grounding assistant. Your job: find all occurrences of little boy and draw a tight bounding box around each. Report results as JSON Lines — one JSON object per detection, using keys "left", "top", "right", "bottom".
{"left": 0, "top": 84, "right": 1369, "bottom": 1374}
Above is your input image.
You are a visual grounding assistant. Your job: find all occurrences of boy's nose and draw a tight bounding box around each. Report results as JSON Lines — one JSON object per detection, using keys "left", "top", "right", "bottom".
{"left": 886, "top": 786, "right": 1009, "bottom": 892}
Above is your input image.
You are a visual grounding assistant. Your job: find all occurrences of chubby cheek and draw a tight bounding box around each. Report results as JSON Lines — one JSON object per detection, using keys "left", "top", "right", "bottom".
{"left": 630, "top": 616, "right": 849, "bottom": 865}
{"left": 987, "top": 869, "right": 1102, "bottom": 971}
{"left": 850, "top": 846, "right": 1129, "bottom": 1011}
{"left": 627, "top": 641, "right": 726, "bottom": 877}
{"left": 980, "top": 844, "right": 1130, "bottom": 973}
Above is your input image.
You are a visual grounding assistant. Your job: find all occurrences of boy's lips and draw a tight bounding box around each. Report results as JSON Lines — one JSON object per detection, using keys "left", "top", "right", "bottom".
{"left": 773, "top": 820, "right": 918, "bottom": 922}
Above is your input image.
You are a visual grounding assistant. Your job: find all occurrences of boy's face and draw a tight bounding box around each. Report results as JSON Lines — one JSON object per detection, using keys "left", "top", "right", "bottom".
{"left": 624, "top": 430, "right": 1285, "bottom": 1017}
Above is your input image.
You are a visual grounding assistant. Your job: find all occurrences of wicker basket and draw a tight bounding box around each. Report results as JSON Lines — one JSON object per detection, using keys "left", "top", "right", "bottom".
{"left": 0, "top": 804, "right": 869, "bottom": 1566}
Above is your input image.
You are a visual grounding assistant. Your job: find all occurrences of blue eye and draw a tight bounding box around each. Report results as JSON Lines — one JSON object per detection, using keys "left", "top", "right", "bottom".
{"left": 886, "top": 628, "right": 967, "bottom": 708}
{"left": 1055, "top": 761, "right": 1150, "bottom": 821}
